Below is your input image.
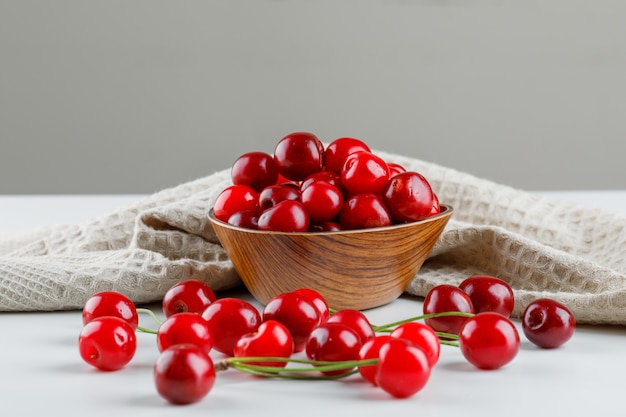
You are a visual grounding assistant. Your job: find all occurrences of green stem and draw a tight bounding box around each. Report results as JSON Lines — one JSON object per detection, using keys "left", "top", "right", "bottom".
{"left": 135, "top": 307, "right": 163, "bottom": 334}
{"left": 372, "top": 311, "right": 474, "bottom": 332}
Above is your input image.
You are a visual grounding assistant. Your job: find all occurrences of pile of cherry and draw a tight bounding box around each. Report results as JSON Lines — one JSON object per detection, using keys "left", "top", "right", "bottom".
{"left": 78, "top": 275, "right": 575, "bottom": 405}
{"left": 213, "top": 132, "right": 440, "bottom": 232}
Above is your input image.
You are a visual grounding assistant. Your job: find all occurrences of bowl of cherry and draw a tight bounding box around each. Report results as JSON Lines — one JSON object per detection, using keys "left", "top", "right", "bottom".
{"left": 208, "top": 132, "right": 454, "bottom": 310}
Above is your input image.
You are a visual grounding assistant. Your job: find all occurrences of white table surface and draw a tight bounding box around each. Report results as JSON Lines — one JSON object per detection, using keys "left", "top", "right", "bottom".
{"left": 1, "top": 191, "right": 625, "bottom": 417}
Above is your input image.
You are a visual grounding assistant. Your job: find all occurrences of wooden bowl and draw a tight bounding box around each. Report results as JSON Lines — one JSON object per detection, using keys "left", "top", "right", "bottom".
{"left": 208, "top": 205, "right": 453, "bottom": 310}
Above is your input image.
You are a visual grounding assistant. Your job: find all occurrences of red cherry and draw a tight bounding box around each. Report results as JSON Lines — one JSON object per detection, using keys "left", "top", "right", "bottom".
{"left": 273, "top": 132, "right": 324, "bottom": 181}
{"left": 300, "top": 181, "right": 344, "bottom": 222}
{"left": 227, "top": 210, "right": 259, "bottom": 229}
{"left": 382, "top": 171, "right": 434, "bottom": 223}
{"left": 234, "top": 320, "right": 294, "bottom": 368}
{"left": 309, "top": 221, "right": 343, "bottom": 232}
{"left": 300, "top": 171, "right": 346, "bottom": 195}
{"left": 292, "top": 288, "right": 330, "bottom": 321}
{"left": 201, "top": 298, "right": 262, "bottom": 356}
{"left": 213, "top": 185, "right": 259, "bottom": 223}
{"left": 430, "top": 192, "right": 441, "bottom": 216}
{"left": 458, "top": 275, "right": 515, "bottom": 317}
{"left": 357, "top": 335, "right": 393, "bottom": 385}
{"left": 324, "top": 137, "right": 371, "bottom": 174}
{"left": 387, "top": 162, "right": 407, "bottom": 177}
{"left": 375, "top": 338, "right": 431, "bottom": 399}
{"left": 154, "top": 344, "right": 216, "bottom": 405}
{"left": 259, "top": 183, "right": 302, "bottom": 211}
{"left": 305, "top": 322, "right": 363, "bottom": 376}
{"left": 162, "top": 279, "right": 217, "bottom": 318}
{"left": 340, "top": 151, "right": 390, "bottom": 196}
{"left": 231, "top": 151, "right": 279, "bottom": 192}
{"left": 423, "top": 284, "right": 475, "bottom": 335}
{"left": 78, "top": 316, "right": 137, "bottom": 371}
{"left": 390, "top": 322, "right": 441, "bottom": 367}
{"left": 156, "top": 312, "right": 213, "bottom": 353}
{"left": 522, "top": 298, "right": 576, "bottom": 349}
{"left": 257, "top": 200, "right": 309, "bottom": 232}
{"left": 459, "top": 312, "right": 520, "bottom": 370}
{"left": 262, "top": 292, "right": 321, "bottom": 352}
{"left": 338, "top": 193, "right": 392, "bottom": 230}
{"left": 82, "top": 291, "right": 138, "bottom": 331}
{"left": 326, "top": 309, "right": 375, "bottom": 343}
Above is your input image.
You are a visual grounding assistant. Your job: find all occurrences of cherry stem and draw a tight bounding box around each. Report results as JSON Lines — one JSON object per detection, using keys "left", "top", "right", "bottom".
{"left": 220, "top": 356, "right": 378, "bottom": 380}
{"left": 371, "top": 311, "right": 474, "bottom": 333}
{"left": 135, "top": 308, "right": 162, "bottom": 334}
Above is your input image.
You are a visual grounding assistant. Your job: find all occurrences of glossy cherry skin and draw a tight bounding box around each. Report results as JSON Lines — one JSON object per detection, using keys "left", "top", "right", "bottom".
{"left": 273, "top": 132, "right": 324, "bottom": 181}
{"left": 78, "top": 316, "right": 137, "bottom": 371}
{"left": 156, "top": 312, "right": 213, "bottom": 353}
{"left": 326, "top": 309, "right": 375, "bottom": 344}
{"left": 305, "top": 322, "right": 363, "bottom": 376}
{"left": 257, "top": 200, "right": 309, "bottom": 232}
{"left": 213, "top": 185, "right": 259, "bottom": 223}
{"left": 201, "top": 298, "right": 262, "bottom": 356}
{"left": 458, "top": 275, "right": 515, "bottom": 317}
{"left": 262, "top": 292, "right": 321, "bottom": 352}
{"left": 154, "top": 344, "right": 216, "bottom": 405}
{"left": 340, "top": 151, "right": 390, "bottom": 196}
{"left": 301, "top": 181, "right": 344, "bottom": 222}
{"left": 376, "top": 338, "right": 431, "bottom": 399}
{"left": 300, "top": 171, "right": 346, "bottom": 196}
{"left": 459, "top": 312, "right": 520, "bottom": 370}
{"left": 162, "top": 279, "right": 217, "bottom": 317}
{"left": 234, "top": 320, "right": 294, "bottom": 368}
{"left": 231, "top": 151, "right": 279, "bottom": 192}
{"left": 423, "top": 284, "right": 475, "bottom": 335}
{"left": 357, "top": 335, "right": 393, "bottom": 385}
{"left": 390, "top": 322, "right": 440, "bottom": 367}
{"left": 292, "top": 288, "right": 330, "bottom": 322}
{"left": 324, "top": 137, "right": 371, "bottom": 174}
{"left": 382, "top": 171, "right": 434, "bottom": 223}
{"left": 82, "top": 291, "right": 138, "bottom": 331}
{"left": 386, "top": 162, "right": 406, "bottom": 177}
{"left": 309, "top": 221, "right": 343, "bottom": 232}
{"left": 522, "top": 298, "right": 576, "bottom": 349}
{"left": 258, "top": 183, "right": 302, "bottom": 211}
{"left": 338, "top": 193, "right": 392, "bottom": 230}
{"left": 227, "top": 210, "right": 259, "bottom": 229}
{"left": 430, "top": 192, "right": 441, "bottom": 216}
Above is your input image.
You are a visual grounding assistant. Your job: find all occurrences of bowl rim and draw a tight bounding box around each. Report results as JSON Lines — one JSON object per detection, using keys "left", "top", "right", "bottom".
{"left": 208, "top": 204, "right": 453, "bottom": 236}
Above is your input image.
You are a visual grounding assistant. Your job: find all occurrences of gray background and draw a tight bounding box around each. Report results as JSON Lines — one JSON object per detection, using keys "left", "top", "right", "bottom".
{"left": 1, "top": 0, "right": 625, "bottom": 195}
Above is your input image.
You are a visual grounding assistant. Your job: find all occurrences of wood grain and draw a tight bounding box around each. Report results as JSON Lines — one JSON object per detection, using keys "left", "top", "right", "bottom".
{"left": 209, "top": 205, "right": 453, "bottom": 310}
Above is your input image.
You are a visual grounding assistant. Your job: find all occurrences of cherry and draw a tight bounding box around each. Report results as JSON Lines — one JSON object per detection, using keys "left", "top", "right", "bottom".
{"left": 262, "top": 292, "right": 321, "bottom": 352}
{"left": 300, "top": 181, "right": 344, "bottom": 223}
{"left": 309, "top": 221, "right": 343, "bottom": 232}
{"left": 458, "top": 275, "right": 515, "bottom": 317}
{"left": 273, "top": 132, "right": 324, "bottom": 181}
{"left": 375, "top": 338, "right": 431, "bottom": 399}
{"left": 459, "top": 312, "right": 520, "bottom": 370}
{"left": 338, "top": 193, "right": 392, "bottom": 230}
{"left": 82, "top": 291, "right": 138, "bottom": 331}
{"left": 305, "top": 322, "right": 363, "bottom": 376}
{"left": 382, "top": 171, "right": 434, "bottom": 222}
{"left": 78, "top": 316, "right": 137, "bottom": 371}
{"left": 156, "top": 312, "right": 213, "bottom": 353}
{"left": 227, "top": 210, "right": 259, "bottom": 229}
{"left": 162, "top": 279, "right": 217, "bottom": 318}
{"left": 357, "top": 335, "right": 393, "bottom": 385}
{"left": 257, "top": 200, "right": 310, "bottom": 232}
{"left": 390, "top": 322, "right": 440, "bottom": 367}
{"left": 292, "top": 288, "right": 330, "bottom": 322}
{"left": 234, "top": 320, "right": 294, "bottom": 368}
{"left": 423, "top": 284, "right": 475, "bottom": 335}
{"left": 259, "top": 183, "right": 302, "bottom": 211}
{"left": 300, "top": 171, "right": 346, "bottom": 196}
{"left": 231, "top": 151, "right": 279, "bottom": 192}
{"left": 201, "top": 298, "right": 262, "bottom": 356}
{"left": 387, "top": 162, "right": 406, "bottom": 177}
{"left": 154, "top": 344, "right": 216, "bottom": 405}
{"left": 522, "top": 298, "right": 576, "bottom": 349}
{"left": 324, "top": 137, "right": 371, "bottom": 174}
{"left": 326, "top": 309, "right": 375, "bottom": 344}
{"left": 213, "top": 185, "right": 259, "bottom": 223}
{"left": 430, "top": 192, "right": 441, "bottom": 216}
{"left": 340, "top": 151, "right": 390, "bottom": 196}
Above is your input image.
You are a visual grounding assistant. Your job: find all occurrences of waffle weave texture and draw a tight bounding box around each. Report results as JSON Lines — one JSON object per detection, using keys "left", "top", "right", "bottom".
{"left": 1, "top": 151, "right": 624, "bottom": 325}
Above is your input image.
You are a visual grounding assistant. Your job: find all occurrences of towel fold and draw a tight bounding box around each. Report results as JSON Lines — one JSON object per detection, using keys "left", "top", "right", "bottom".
{"left": 1, "top": 151, "right": 624, "bottom": 325}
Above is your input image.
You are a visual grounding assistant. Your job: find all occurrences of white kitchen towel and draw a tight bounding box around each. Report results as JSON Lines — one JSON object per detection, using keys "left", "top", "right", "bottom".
{"left": 1, "top": 151, "right": 624, "bottom": 325}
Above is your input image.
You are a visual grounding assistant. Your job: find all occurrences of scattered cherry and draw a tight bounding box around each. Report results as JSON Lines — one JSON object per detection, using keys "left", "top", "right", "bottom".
{"left": 161, "top": 279, "right": 216, "bottom": 317}
{"left": 458, "top": 275, "right": 514, "bottom": 317}
{"left": 156, "top": 312, "right": 213, "bottom": 353}
{"left": 201, "top": 298, "right": 262, "bottom": 356}
{"left": 522, "top": 298, "right": 576, "bottom": 349}
{"left": 305, "top": 322, "right": 363, "bottom": 376}
{"left": 262, "top": 291, "right": 321, "bottom": 352}
{"left": 390, "top": 321, "right": 441, "bottom": 367}
{"left": 423, "top": 284, "right": 475, "bottom": 335}
{"left": 459, "top": 312, "right": 520, "bottom": 370}
{"left": 234, "top": 320, "right": 294, "bottom": 368}
{"left": 82, "top": 291, "right": 139, "bottom": 331}
{"left": 78, "top": 316, "right": 137, "bottom": 371}
{"left": 375, "top": 338, "right": 431, "bottom": 398}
